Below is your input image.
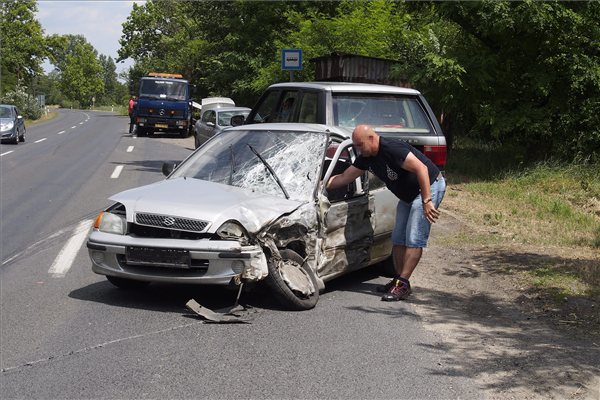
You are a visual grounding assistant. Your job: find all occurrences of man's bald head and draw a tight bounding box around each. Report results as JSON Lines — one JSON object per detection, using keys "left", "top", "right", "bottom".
{"left": 352, "top": 124, "right": 380, "bottom": 157}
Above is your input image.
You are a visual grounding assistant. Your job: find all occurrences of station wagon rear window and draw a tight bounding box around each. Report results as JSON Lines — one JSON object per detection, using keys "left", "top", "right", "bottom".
{"left": 332, "top": 94, "right": 433, "bottom": 134}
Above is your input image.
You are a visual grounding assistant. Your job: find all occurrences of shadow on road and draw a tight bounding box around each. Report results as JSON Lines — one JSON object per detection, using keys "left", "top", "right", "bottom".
{"left": 68, "top": 280, "right": 284, "bottom": 314}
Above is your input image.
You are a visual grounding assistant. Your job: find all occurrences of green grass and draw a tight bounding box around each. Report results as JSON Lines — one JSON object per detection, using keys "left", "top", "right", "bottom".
{"left": 444, "top": 140, "right": 600, "bottom": 303}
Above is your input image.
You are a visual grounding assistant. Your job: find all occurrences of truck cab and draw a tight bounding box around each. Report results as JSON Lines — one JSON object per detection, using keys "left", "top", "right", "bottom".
{"left": 135, "top": 72, "right": 193, "bottom": 138}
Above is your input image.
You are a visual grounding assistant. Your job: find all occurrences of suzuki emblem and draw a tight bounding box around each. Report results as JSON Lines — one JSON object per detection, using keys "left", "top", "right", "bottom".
{"left": 162, "top": 216, "right": 176, "bottom": 226}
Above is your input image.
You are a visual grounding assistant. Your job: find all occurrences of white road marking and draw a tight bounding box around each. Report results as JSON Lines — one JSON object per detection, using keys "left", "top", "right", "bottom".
{"left": 79, "top": 122, "right": 84, "bottom": 125}
{"left": 48, "top": 220, "right": 92, "bottom": 277}
{"left": 34, "top": 138, "right": 47, "bottom": 143}
{"left": 110, "top": 165, "right": 124, "bottom": 179}
{"left": 71, "top": 126, "right": 77, "bottom": 129}
{"left": 126, "top": 146, "right": 134, "bottom": 152}
{"left": 57, "top": 130, "right": 65, "bottom": 135}
{"left": 1, "top": 151, "right": 14, "bottom": 157}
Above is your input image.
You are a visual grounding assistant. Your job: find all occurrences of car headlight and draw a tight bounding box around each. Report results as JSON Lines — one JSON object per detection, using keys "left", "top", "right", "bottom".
{"left": 215, "top": 221, "right": 250, "bottom": 245}
{"left": 93, "top": 212, "right": 126, "bottom": 235}
{"left": 0, "top": 121, "right": 14, "bottom": 132}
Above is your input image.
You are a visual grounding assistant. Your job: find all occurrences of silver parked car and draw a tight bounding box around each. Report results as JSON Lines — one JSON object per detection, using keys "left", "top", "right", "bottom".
{"left": 87, "top": 123, "right": 396, "bottom": 310}
{"left": 0, "top": 104, "right": 26, "bottom": 144}
{"left": 194, "top": 106, "right": 251, "bottom": 148}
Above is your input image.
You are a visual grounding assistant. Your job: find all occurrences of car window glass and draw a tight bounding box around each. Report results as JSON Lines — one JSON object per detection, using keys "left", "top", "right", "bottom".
{"left": 202, "top": 110, "right": 215, "bottom": 123}
{"left": 272, "top": 91, "right": 298, "bottom": 123}
{"left": 332, "top": 94, "right": 433, "bottom": 134}
{"left": 218, "top": 111, "right": 249, "bottom": 126}
{"left": 0, "top": 107, "right": 11, "bottom": 118}
{"left": 252, "top": 90, "right": 281, "bottom": 123}
{"left": 298, "top": 92, "right": 318, "bottom": 123}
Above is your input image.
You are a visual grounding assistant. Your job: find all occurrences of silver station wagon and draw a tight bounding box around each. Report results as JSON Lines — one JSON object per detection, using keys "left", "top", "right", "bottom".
{"left": 87, "top": 123, "right": 397, "bottom": 310}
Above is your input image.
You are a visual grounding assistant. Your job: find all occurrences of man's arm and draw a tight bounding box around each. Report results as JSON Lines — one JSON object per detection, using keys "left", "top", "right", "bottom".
{"left": 326, "top": 165, "right": 364, "bottom": 190}
{"left": 402, "top": 153, "right": 440, "bottom": 223}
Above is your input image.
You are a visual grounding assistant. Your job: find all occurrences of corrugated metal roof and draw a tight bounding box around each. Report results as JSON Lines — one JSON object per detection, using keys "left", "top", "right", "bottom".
{"left": 309, "top": 53, "right": 410, "bottom": 87}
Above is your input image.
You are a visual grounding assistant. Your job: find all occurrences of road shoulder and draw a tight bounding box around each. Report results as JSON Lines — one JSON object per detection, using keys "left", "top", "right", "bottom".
{"left": 411, "top": 211, "right": 600, "bottom": 400}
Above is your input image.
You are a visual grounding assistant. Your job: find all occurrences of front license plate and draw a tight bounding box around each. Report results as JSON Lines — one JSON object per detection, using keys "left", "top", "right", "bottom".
{"left": 154, "top": 123, "right": 168, "bottom": 128}
{"left": 126, "top": 246, "right": 190, "bottom": 268}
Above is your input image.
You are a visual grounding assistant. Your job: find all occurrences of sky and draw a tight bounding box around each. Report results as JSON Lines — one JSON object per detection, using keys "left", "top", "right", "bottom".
{"left": 36, "top": 1, "right": 145, "bottom": 75}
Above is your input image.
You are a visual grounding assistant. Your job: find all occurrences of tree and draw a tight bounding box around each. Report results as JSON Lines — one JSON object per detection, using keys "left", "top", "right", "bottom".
{"left": 0, "top": 0, "right": 46, "bottom": 93}
{"left": 98, "top": 55, "right": 124, "bottom": 105}
{"left": 57, "top": 38, "right": 104, "bottom": 107}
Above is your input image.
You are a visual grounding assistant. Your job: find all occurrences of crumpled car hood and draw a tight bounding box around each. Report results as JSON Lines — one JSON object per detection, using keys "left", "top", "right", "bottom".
{"left": 110, "top": 177, "right": 304, "bottom": 233}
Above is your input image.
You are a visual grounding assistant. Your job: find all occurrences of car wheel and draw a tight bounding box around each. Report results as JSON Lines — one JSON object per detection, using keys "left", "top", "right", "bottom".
{"left": 19, "top": 129, "right": 25, "bottom": 142}
{"left": 106, "top": 276, "right": 150, "bottom": 290}
{"left": 265, "top": 249, "right": 319, "bottom": 310}
{"left": 12, "top": 134, "right": 18, "bottom": 145}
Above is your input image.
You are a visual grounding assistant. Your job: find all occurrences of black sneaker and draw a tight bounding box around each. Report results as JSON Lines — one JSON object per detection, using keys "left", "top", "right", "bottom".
{"left": 381, "top": 281, "right": 412, "bottom": 301}
{"left": 376, "top": 278, "right": 396, "bottom": 293}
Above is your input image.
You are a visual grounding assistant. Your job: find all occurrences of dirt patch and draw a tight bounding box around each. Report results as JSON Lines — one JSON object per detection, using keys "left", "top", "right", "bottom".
{"left": 411, "top": 209, "right": 600, "bottom": 399}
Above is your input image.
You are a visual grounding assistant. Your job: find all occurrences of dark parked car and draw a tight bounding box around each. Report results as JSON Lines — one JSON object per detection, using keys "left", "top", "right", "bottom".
{"left": 194, "top": 106, "right": 251, "bottom": 148}
{"left": 0, "top": 104, "right": 26, "bottom": 144}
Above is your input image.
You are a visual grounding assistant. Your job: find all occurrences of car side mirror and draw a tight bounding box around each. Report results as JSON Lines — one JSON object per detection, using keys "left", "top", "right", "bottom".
{"left": 230, "top": 115, "right": 245, "bottom": 126}
{"left": 162, "top": 162, "right": 177, "bottom": 177}
{"left": 17, "top": 115, "right": 23, "bottom": 119}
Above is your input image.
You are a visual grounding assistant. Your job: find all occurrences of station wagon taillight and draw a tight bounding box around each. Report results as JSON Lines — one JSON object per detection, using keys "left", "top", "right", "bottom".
{"left": 423, "top": 145, "right": 447, "bottom": 168}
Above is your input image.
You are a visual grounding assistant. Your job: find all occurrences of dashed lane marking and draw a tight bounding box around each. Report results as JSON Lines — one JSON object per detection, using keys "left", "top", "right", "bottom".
{"left": 110, "top": 165, "right": 124, "bottom": 179}
{"left": 1, "top": 151, "right": 14, "bottom": 157}
{"left": 71, "top": 126, "right": 77, "bottom": 129}
{"left": 48, "top": 220, "right": 92, "bottom": 278}
{"left": 34, "top": 138, "right": 47, "bottom": 143}
{"left": 57, "top": 130, "right": 65, "bottom": 135}
{"left": 127, "top": 146, "right": 134, "bottom": 152}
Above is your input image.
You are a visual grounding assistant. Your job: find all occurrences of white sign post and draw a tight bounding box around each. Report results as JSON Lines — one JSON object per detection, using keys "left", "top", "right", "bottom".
{"left": 281, "top": 49, "right": 303, "bottom": 82}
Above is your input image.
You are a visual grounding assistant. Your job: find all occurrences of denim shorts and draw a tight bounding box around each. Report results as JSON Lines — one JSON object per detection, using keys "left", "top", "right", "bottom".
{"left": 391, "top": 176, "right": 446, "bottom": 248}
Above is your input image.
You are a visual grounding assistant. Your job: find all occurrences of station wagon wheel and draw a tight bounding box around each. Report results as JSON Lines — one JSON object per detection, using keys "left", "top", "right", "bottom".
{"left": 265, "top": 249, "right": 319, "bottom": 311}
{"left": 106, "top": 276, "right": 150, "bottom": 290}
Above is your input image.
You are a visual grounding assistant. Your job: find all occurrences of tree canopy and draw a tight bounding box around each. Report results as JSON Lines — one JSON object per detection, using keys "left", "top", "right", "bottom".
{"left": 0, "top": 0, "right": 46, "bottom": 92}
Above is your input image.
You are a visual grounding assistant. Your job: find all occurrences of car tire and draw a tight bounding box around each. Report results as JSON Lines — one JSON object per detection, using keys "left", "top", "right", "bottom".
{"left": 265, "top": 249, "right": 319, "bottom": 311}
{"left": 19, "top": 129, "right": 25, "bottom": 142}
{"left": 12, "top": 134, "right": 18, "bottom": 145}
{"left": 106, "top": 276, "right": 150, "bottom": 290}
{"left": 136, "top": 127, "right": 146, "bottom": 137}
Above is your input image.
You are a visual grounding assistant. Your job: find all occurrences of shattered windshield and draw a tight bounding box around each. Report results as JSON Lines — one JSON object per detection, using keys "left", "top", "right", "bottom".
{"left": 139, "top": 79, "right": 188, "bottom": 101}
{"left": 171, "top": 129, "right": 328, "bottom": 201}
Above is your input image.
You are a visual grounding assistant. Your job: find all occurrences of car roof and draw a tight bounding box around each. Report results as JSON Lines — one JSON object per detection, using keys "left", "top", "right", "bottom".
{"left": 267, "top": 81, "right": 420, "bottom": 95}
{"left": 0, "top": 104, "right": 15, "bottom": 108}
{"left": 215, "top": 107, "right": 251, "bottom": 113}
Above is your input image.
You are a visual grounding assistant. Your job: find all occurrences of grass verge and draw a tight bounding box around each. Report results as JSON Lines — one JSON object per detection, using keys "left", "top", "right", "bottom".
{"left": 443, "top": 142, "right": 599, "bottom": 309}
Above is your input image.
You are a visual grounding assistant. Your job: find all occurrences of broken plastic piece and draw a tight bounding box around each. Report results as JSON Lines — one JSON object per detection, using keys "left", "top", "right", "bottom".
{"left": 185, "top": 299, "right": 254, "bottom": 324}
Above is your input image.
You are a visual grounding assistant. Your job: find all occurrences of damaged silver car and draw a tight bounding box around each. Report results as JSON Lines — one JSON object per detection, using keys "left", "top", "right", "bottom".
{"left": 87, "top": 123, "right": 396, "bottom": 310}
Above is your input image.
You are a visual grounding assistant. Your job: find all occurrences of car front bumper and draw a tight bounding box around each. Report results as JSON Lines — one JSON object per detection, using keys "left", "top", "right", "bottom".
{"left": 1, "top": 129, "right": 17, "bottom": 140}
{"left": 87, "top": 231, "right": 267, "bottom": 285}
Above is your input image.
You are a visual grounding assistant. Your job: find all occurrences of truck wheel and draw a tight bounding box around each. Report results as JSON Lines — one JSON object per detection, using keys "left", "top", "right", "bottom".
{"left": 265, "top": 249, "right": 319, "bottom": 311}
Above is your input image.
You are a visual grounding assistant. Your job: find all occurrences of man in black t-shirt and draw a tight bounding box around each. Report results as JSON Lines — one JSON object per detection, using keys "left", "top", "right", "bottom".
{"left": 327, "top": 125, "right": 446, "bottom": 301}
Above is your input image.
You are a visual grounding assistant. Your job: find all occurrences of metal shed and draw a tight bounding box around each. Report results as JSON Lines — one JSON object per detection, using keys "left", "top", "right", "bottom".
{"left": 309, "top": 52, "right": 410, "bottom": 86}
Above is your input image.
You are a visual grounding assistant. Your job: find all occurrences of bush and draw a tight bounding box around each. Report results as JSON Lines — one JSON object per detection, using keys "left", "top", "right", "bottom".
{"left": 0, "top": 86, "right": 42, "bottom": 119}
